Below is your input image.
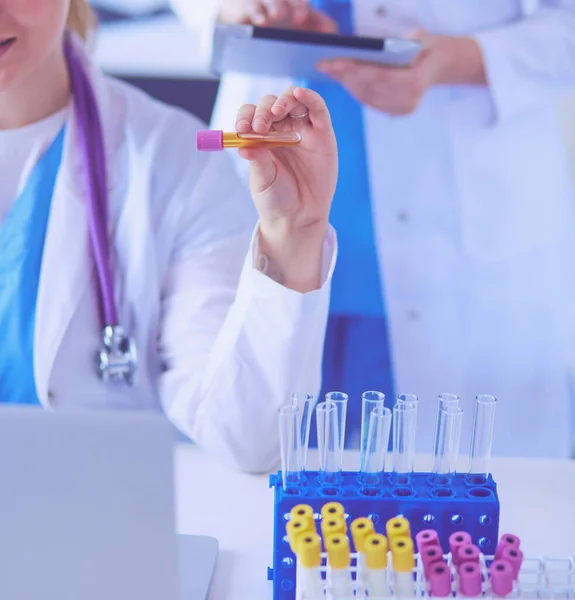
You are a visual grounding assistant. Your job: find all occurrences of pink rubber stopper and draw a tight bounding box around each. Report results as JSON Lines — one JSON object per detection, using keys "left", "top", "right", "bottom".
{"left": 196, "top": 130, "right": 223, "bottom": 151}
{"left": 500, "top": 546, "right": 524, "bottom": 580}
{"left": 459, "top": 562, "right": 482, "bottom": 597}
{"left": 495, "top": 533, "right": 521, "bottom": 559}
{"left": 422, "top": 545, "right": 445, "bottom": 578}
{"left": 490, "top": 560, "right": 514, "bottom": 596}
{"left": 416, "top": 529, "right": 441, "bottom": 553}
{"left": 449, "top": 532, "right": 472, "bottom": 565}
{"left": 429, "top": 561, "right": 452, "bottom": 597}
{"left": 457, "top": 544, "right": 481, "bottom": 565}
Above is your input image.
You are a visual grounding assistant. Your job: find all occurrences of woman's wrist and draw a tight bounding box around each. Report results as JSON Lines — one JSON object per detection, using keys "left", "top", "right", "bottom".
{"left": 427, "top": 35, "right": 488, "bottom": 87}
{"left": 256, "top": 220, "right": 328, "bottom": 293}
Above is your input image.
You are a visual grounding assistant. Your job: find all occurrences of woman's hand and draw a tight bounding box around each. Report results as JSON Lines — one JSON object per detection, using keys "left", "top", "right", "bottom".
{"left": 219, "top": 0, "right": 337, "bottom": 32}
{"left": 317, "top": 32, "right": 486, "bottom": 115}
{"left": 236, "top": 86, "right": 338, "bottom": 293}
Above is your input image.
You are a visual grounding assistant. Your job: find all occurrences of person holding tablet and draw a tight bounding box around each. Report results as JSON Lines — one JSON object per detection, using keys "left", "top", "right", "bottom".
{"left": 172, "top": 0, "right": 575, "bottom": 458}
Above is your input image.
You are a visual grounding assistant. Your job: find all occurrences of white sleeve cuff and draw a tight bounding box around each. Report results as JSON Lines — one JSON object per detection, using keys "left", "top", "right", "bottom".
{"left": 234, "top": 223, "right": 337, "bottom": 316}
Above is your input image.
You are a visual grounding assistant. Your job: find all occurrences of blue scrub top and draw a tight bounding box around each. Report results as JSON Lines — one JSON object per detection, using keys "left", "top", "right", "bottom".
{"left": 0, "top": 127, "right": 65, "bottom": 404}
{"left": 307, "top": 0, "right": 385, "bottom": 317}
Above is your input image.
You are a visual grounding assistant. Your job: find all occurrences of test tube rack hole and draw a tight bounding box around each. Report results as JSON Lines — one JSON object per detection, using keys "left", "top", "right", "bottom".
{"left": 268, "top": 471, "right": 500, "bottom": 600}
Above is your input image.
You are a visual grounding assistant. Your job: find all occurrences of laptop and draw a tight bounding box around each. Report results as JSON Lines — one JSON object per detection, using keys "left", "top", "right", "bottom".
{"left": 0, "top": 405, "right": 218, "bottom": 600}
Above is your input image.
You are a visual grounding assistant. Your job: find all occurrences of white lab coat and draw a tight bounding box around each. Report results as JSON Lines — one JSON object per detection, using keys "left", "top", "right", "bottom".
{"left": 173, "top": 0, "right": 575, "bottom": 459}
{"left": 33, "top": 36, "right": 335, "bottom": 473}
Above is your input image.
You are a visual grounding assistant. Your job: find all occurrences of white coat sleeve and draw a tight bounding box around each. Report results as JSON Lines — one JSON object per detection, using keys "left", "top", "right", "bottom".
{"left": 158, "top": 143, "right": 336, "bottom": 474}
{"left": 472, "top": 0, "right": 575, "bottom": 123}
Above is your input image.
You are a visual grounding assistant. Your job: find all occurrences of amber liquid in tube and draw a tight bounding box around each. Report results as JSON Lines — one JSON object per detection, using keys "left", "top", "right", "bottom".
{"left": 223, "top": 132, "right": 302, "bottom": 148}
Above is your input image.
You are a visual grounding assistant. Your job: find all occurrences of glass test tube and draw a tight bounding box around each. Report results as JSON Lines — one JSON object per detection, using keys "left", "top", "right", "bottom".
{"left": 359, "top": 406, "right": 392, "bottom": 484}
{"left": 197, "top": 130, "right": 301, "bottom": 151}
{"left": 431, "top": 405, "right": 463, "bottom": 477}
{"left": 392, "top": 401, "right": 417, "bottom": 482}
{"left": 292, "top": 393, "right": 313, "bottom": 473}
{"left": 360, "top": 391, "right": 384, "bottom": 472}
{"left": 316, "top": 401, "right": 341, "bottom": 486}
{"left": 325, "top": 392, "right": 348, "bottom": 469}
{"left": 278, "top": 404, "right": 303, "bottom": 490}
{"left": 468, "top": 394, "right": 498, "bottom": 476}
{"left": 432, "top": 394, "right": 459, "bottom": 468}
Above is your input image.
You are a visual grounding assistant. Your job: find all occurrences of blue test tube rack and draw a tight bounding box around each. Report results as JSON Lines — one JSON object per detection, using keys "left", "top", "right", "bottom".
{"left": 267, "top": 470, "right": 500, "bottom": 600}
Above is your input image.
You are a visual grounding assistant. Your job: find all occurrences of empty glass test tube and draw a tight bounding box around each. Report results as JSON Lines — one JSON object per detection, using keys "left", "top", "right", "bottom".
{"left": 197, "top": 130, "right": 302, "bottom": 151}
{"left": 316, "top": 401, "right": 341, "bottom": 486}
{"left": 360, "top": 392, "right": 384, "bottom": 473}
{"left": 278, "top": 404, "right": 303, "bottom": 490}
{"left": 468, "top": 394, "right": 498, "bottom": 477}
{"left": 431, "top": 404, "right": 463, "bottom": 481}
{"left": 325, "top": 391, "right": 348, "bottom": 467}
{"left": 291, "top": 393, "right": 313, "bottom": 472}
{"left": 392, "top": 401, "right": 417, "bottom": 485}
{"left": 359, "top": 403, "right": 392, "bottom": 486}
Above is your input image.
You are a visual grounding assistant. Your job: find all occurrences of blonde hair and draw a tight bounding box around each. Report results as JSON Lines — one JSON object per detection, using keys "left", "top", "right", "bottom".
{"left": 67, "top": 0, "right": 97, "bottom": 41}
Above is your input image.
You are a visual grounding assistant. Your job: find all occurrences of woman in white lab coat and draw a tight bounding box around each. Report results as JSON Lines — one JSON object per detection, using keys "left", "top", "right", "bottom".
{"left": 173, "top": 0, "right": 575, "bottom": 458}
{"left": 0, "top": 0, "right": 339, "bottom": 472}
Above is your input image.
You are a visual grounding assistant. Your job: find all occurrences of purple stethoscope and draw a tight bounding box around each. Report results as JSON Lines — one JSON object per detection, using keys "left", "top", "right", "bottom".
{"left": 63, "top": 33, "right": 137, "bottom": 386}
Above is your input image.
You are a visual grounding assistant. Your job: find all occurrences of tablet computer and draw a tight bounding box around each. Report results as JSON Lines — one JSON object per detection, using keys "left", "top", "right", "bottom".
{"left": 210, "top": 23, "right": 422, "bottom": 81}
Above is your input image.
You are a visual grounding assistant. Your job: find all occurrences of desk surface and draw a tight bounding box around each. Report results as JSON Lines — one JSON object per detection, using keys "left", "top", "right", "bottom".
{"left": 174, "top": 446, "right": 575, "bottom": 600}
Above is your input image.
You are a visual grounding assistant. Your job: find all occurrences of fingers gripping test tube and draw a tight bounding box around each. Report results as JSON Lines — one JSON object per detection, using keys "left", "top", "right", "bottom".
{"left": 468, "top": 395, "right": 498, "bottom": 477}
{"left": 359, "top": 402, "right": 392, "bottom": 486}
{"left": 296, "top": 533, "right": 324, "bottom": 600}
{"left": 364, "top": 534, "right": 389, "bottom": 597}
{"left": 196, "top": 130, "right": 302, "bottom": 151}
{"left": 390, "top": 537, "right": 415, "bottom": 597}
{"left": 431, "top": 404, "right": 463, "bottom": 481}
{"left": 279, "top": 404, "right": 303, "bottom": 490}
{"left": 325, "top": 534, "right": 353, "bottom": 599}
{"left": 316, "top": 401, "right": 342, "bottom": 486}
{"left": 392, "top": 401, "right": 417, "bottom": 484}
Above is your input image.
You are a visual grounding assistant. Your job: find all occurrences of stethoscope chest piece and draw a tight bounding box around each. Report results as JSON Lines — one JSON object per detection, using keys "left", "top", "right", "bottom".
{"left": 97, "top": 326, "right": 138, "bottom": 386}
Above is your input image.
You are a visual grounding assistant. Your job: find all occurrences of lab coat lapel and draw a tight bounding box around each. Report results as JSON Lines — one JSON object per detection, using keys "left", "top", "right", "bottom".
{"left": 34, "top": 37, "right": 124, "bottom": 404}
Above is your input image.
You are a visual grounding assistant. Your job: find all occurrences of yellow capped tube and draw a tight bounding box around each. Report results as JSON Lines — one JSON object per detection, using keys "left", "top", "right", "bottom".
{"left": 290, "top": 504, "right": 315, "bottom": 531}
{"left": 364, "top": 534, "right": 389, "bottom": 597}
{"left": 286, "top": 517, "right": 312, "bottom": 554}
{"left": 365, "top": 534, "right": 388, "bottom": 570}
{"left": 390, "top": 537, "right": 415, "bottom": 597}
{"left": 298, "top": 533, "right": 322, "bottom": 568}
{"left": 350, "top": 517, "right": 375, "bottom": 554}
{"left": 350, "top": 516, "right": 375, "bottom": 592}
{"left": 321, "top": 515, "right": 347, "bottom": 538}
{"left": 325, "top": 534, "right": 353, "bottom": 599}
{"left": 296, "top": 534, "right": 324, "bottom": 600}
{"left": 321, "top": 502, "right": 345, "bottom": 520}
{"left": 386, "top": 516, "right": 411, "bottom": 540}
